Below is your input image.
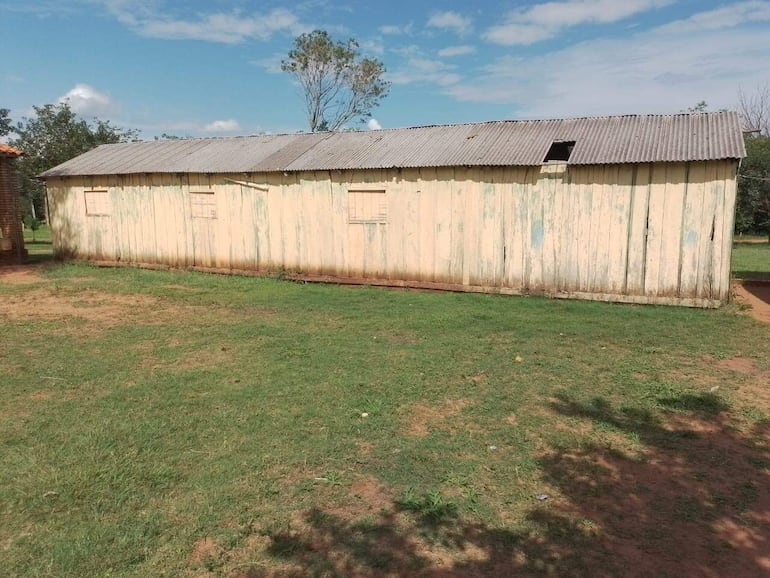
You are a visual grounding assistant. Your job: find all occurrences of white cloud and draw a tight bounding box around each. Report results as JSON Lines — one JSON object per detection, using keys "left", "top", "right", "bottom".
{"left": 379, "top": 23, "right": 413, "bottom": 35}
{"left": 203, "top": 119, "right": 241, "bottom": 133}
{"left": 102, "top": 2, "right": 304, "bottom": 44}
{"left": 437, "top": 45, "right": 476, "bottom": 58}
{"left": 144, "top": 9, "right": 302, "bottom": 43}
{"left": 427, "top": 11, "right": 472, "bottom": 35}
{"left": 392, "top": 44, "right": 421, "bottom": 58}
{"left": 447, "top": 11, "right": 770, "bottom": 118}
{"left": 485, "top": 0, "right": 672, "bottom": 46}
{"left": 658, "top": 0, "right": 770, "bottom": 33}
{"left": 58, "top": 84, "right": 117, "bottom": 116}
{"left": 389, "top": 58, "right": 461, "bottom": 87}
{"left": 367, "top": 118, "right": 382, "bottom": 130}
{"left": 360, "top": 38, "right": 385, "bottom": 55}
{"left": 251, "top": 54, "right": 284, "bottom": 74}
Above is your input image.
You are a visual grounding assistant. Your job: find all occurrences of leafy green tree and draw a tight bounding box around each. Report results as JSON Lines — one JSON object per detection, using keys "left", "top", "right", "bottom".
{"left": 23, "top": 215, "right": 41, "bottom": 242}
{"left": 10, "top": 103, "right": 139, "bottom": 219}
{"left": 736, "top": 136, "right": 770, "bottom": 241}
{"left": 735, "top": 85, "right": 770, "bottom": 240}
{"left": 687, "top": 101, "right": 709, "bottom": 113}
{"left": 0, "top": 108, "right": 12, "bottom": 137}
{"left": 281, "top": 30, "right": 390, "bottom": 132}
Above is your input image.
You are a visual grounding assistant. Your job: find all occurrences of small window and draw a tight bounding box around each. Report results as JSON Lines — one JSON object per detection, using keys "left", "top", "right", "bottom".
{"left": 348, "top": 190, "right": 387, "bottom": 224}
{"left": 84, "top": 191, "right": 110, "bottom": 216}
{"left": 543, "top": 140, "right": 576, "bottom": 163}
{"left": 190, "top": 192, "right": 216, "bottom": 219}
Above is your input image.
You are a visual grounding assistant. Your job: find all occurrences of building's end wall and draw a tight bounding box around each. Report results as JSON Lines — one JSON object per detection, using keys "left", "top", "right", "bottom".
{"left": 0, "top": 156, "right": 25, "bottom": 263}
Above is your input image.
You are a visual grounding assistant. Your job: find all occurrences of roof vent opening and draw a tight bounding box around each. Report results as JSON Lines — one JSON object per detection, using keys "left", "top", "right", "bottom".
{"left": 543, "top": 140, "right": 576, "bottom": 163}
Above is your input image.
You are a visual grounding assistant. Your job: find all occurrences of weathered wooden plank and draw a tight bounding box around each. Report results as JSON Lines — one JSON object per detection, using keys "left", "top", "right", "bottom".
{"left": 517, "top": 167, "right": 533, "bottom": 288}
{"left": 418, "top": 167, "right": 437, "bottom": 281}
{"left": 433, "top": 168, "right": 453, "bottom": 282}
{"left": 679, "top": 162, "right": 706, "bottom": 298}
{"left": 527, "top": 168, "right": 546, "bottom": 290}
{"left": 448, "top": 168, "right": 465, "bottom": 283}
{"left": 324, "top": 171, "right": 344, "bottom": 275}
{"left": 625, "top": 164, "right": 650, "bottom": 295}
{"left": 658, "top": 163, "right": 687, "bottom": 295}
{"left": 576, "top": 166, "right": 595, "bottom": 292}
{"left": 540, "top": 166, "right": 560, "bottom": 290}
{"left": 477, "top": 178, "right": 500, "bottom": 285}
{"left": 716, "top": 161, "right": 737, "bottom": 301}
{"left": 644, "top": 163, "right": 667, "bottom": 296}
{"left": 590, "top": 165, "right": 613, "bottom": 293}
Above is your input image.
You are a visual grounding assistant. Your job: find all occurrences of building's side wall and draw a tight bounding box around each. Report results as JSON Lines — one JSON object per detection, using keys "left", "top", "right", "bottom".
{"left": 0, "top": 156, "right": 25, "bottom": 262}
{"left": 45, "top": 160, "right": 738, "bottom": 306}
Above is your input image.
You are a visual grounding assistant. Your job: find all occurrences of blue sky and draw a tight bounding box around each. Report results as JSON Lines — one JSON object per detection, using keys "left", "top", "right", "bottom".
{"left": 1, "top": 0, "right": 769, "bottom": 139}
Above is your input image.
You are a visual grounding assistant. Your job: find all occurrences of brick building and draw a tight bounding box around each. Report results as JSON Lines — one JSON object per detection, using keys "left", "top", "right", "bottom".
{"left": 0, "top": 144, "right": 25, "bottom": 264}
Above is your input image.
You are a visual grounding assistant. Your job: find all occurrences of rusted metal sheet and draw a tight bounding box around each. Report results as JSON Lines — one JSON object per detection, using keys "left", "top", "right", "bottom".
{"left": 40, "top": 112, "right": 745, "bottom": 177}
{"left": 0, "top": 144, "right": 24, "bottom": 158}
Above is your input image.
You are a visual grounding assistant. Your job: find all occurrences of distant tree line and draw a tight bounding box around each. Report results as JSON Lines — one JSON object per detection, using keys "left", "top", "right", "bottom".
{"left": 735, "top": 85, "right": 770, "bottom": 241}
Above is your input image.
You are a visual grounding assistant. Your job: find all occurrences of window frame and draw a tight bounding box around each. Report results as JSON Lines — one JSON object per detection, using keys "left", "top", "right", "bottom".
{"left": 84, "top": 190, "right": 111, "bottom": 217}
{"left": 189, "top": 191, "right": 217, "bottom": 219}
{"left": 347, "top": 189, "right": 388, "bottom": 224}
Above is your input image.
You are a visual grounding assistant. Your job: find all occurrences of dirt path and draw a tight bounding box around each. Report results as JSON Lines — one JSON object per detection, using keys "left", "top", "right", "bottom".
{"left": 734, "top": 281, "right": 770, "bottom": 324}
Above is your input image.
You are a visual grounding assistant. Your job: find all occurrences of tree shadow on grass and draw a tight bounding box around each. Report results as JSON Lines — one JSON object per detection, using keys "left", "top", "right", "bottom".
{"left": 543, "top": 392, "right": 770, "bottom": 577}
{"left": 249, "top": 505, "right": 605, "bottom": 577}
{"left": 239, "top": 392, "right": 769, "bottom": 577}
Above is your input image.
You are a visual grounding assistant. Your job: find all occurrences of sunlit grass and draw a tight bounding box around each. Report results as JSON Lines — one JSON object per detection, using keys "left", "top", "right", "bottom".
{"left": 1, "top": 261, "right": 768, "bottom": 576}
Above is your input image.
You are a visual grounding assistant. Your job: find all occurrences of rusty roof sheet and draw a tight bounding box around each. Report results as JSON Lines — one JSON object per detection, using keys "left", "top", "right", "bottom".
{"left": 0, "top": 144, "right": 24, "bottom": 158}
{"left": 40, "top": 112, "right": 746, "bottom": 177}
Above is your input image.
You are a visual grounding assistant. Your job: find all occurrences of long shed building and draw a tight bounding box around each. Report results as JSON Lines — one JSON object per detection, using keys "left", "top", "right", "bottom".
{"left": 41, "top": 112, "right": 746, "bottom": 307}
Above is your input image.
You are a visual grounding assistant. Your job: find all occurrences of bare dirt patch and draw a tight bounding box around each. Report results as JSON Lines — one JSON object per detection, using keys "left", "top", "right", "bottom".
{"left": 0, "top": 284, "right": 256, "bottom": 332}
{"left": 189, "top": 537, "right": 221, "bottom": 568}
{"left": 383, "top": 330, "right": 421, "bottom": 345}
{"left": 0, "top": 289, "right": 159, "bottom": 327}
{"left": 734, "top": 281, "right": 770, "bottom": 324}
{"left": 0, "top": 265, "right": 47, "bottom": 285}
{"left": 714, "top": 356, "right": 763, "bottom": 376}
{"left": 405, "top": 398, "right": 471, "bottom": 438}
{"left": 346, "top": 475, "right": 392, "bottom": 515}
{"left": 702, "top": 356, "right": 770, "bottom": 412}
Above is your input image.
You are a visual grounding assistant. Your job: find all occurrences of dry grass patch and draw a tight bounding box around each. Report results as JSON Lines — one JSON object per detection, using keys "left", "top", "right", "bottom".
{"left": 0, "top": 289, "right": 159, "bottom": 326}
{"left": 0, "top": 266, "right": 47, "bottom": 285}
{"left": 405, "top": 398, "right": 472, "bottom": 438}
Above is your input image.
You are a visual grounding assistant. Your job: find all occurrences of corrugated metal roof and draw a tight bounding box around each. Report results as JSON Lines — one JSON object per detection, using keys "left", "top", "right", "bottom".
{"left": 40, "top": 112, "right": 746, "bottom": 177}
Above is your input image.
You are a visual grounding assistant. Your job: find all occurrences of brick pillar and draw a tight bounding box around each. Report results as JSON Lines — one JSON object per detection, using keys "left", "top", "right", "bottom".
{"left": 0, "top": 153, "right": 26, "bottom": 263}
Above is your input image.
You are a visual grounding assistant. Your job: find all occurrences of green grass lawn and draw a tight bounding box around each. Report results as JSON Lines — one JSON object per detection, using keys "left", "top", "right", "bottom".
{"left": 732, "top": 242, "right": 770, "bottom": 280}
{"left": 22, "top": 224, "right": 53, "bottom": 264}
{"left": 1, "top": 265, "right": 769, "bottom": 576}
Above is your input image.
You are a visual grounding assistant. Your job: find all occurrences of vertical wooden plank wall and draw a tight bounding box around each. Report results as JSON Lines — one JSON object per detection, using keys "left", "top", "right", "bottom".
{"left": 45, "top": 159, "right": 739, "bottom": 306}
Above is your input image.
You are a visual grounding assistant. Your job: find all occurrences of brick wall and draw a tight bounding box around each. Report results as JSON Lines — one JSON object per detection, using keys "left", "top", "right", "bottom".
{"left": 0, "top": 155, "right": 25, "bottom": 262}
